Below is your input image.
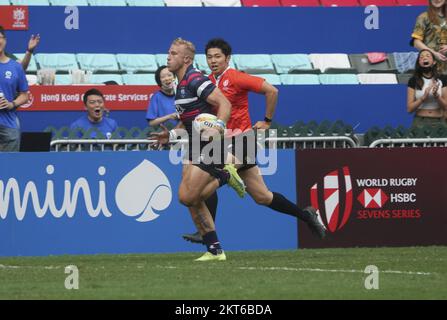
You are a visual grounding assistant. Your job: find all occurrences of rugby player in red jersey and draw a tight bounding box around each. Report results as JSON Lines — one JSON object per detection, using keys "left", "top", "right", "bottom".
{"left": 183, "top": 38, "right": 326, "bottom": 244}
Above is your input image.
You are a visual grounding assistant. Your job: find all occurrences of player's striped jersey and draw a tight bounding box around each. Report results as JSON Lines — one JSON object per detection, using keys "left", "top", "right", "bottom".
{"left": 175, "top": 65, "right": 216, "bottom": 134}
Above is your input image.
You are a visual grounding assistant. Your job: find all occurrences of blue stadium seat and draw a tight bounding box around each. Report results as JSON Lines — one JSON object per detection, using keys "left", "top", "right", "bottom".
{"left": 11, "top": 0, "right": 49, "bottom": 5}
{"left": 319, "top": 74, "right": 359, "bottom": 84}
{"left": 122, "top": 74, "right": 158, "bottom": 85}
{"left": 257, "top": 74, "right": 282, "bottom": 85}
{"left": 35, "top": 53, "right": 78, "bottom": 72}
{"left": 280, "top": 74, "right": 320, "bottom": 85}
{"left": 55, "top": 74, "right": 72, "bottom": 85}
{"left": 89, "top": 74, "right": 123, "bottom": 85}
{"left": 233, "top": 54, "right": 275, "bottom": 74}
{"left": 88, "top": 0, "right": 127, "bottom": 5}
{"left": 50, "top": 0, "right": 89, "bottom": 5}
{"left": 13, "top": 53, "right": 38, "bottom": 73}
{"left": 77, "top": 54, "right": 120, "bottom": 73}
{"left": 126, "top": 0, "right": 165, "bottom": 5}
{"left": 271, "top": 54, "right": 313, "bottom": 74}
{"left": 116, "top": 54, "right": 158, "bottom": 73}
{"left": 155, "top": 54, "right": 168, "bottom": 67}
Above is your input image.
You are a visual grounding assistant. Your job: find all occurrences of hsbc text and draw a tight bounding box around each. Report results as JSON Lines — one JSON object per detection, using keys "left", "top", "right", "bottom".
{"left": 390, "top": 193, "right": 416, "bottom": 203}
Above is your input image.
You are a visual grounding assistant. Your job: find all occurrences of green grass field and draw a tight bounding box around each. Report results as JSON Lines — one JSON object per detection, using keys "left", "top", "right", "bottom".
{"left": 0, "top": 246, "right": 446, "bottom": 300}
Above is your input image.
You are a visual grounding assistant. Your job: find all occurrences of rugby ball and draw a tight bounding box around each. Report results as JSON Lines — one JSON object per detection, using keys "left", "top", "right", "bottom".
{"left": 193, "top": 113, "right": 217, "bottom": 132}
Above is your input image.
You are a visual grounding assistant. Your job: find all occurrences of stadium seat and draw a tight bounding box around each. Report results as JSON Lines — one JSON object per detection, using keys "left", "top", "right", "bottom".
{"left": 349, "top": 53, "right": 397, "bottom": 73}
{"left": 203, "top": 0, "right": 242, "bottom": 6}
{"left": 49, "top": 0, "right": 89, "bottom": 5}
{"left": 309, "top": 53, "right": 352, "bottom": 73}
{"left": 257, "top": 74, "right": 282, "bottom": 85}
{"left": 279, "top": 74, "right": 320, "bottom": 84}
{"left": 165, "top": 0, "right": 202, "bottom": 6}
{"left": 357, "top": 73, "right": 398, "bottom": 84}
{"left": 393, "top": 52, "right": 418, "bottom": 73}
{"left": 88, "top": 0, "right": 127, "bottom": 5}
{"left": 77, "top": 54, "right": 120, "bottom": 73}
{"left": 55, "top": 74, "right": 73, "bottom": 85}
{"left": 155, "top": 54, "right": 168, "bottom": 67}
{"left": 122, "top": 74, "right": 158, "bottom": 85}
{"left": 271, "top": 54, "right": 314, "bottom": 74}
{"left": 242, "top": 0, "right": 282, "bottom": 6}
{"left": 397, "top": 73, "right": 412, "bottom": 85}
{"left": 280, "top": 0, "right": 321, "bottom": 6}
{"left": 359, "top": 0, "right": 397, "bottom": 5}
{"left": 320, "top": 0, "right": 360, "bottom": 5}
{"left": 11, "top": 0, "right": 50, "bottom": 6}
{"left": 395, "top": 0, "right": 427, "bottom": 5}
{"left": 116, "top": 54, "right": 158, "bottom": 73}
{"left": 13, "top": 53, "right": 38, "bottom": 73}
{"left": 89, "top": 74, "right": 123, "bottom": 85}
{"left": 35, "top": 53, "right": 78, "bottom": 72}
{"left": 233, "top": 54, "right": 275, "bottom": 74}
{"left": 319, "top": 74, "right": 359, "bottom": 84}
{"left": 11, "top": 0, "right": 49, "bottom": 5}
{"left": 194, "top": 54, "right": 211, "bottom": 75}
{"left": 126, "top": 0, "right": 165, "bottom": 5}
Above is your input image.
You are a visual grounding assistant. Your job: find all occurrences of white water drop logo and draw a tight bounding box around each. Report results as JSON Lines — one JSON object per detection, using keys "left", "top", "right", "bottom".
{"left": 115, "top": 160, "right": 172, "bottom": 222}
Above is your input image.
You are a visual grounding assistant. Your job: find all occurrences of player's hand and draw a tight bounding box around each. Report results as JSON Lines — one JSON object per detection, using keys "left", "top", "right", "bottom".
{"left": 252, "top": 121, "right": 271, "bottom": 130}
{"left": 27, "top": 34, "right": 40, "bottom": 52}
{"left": 440, "top": 46, "right": 447, "bottom": 55}
{"left": 149, "top": 124, "right": 169, "bottom": 149}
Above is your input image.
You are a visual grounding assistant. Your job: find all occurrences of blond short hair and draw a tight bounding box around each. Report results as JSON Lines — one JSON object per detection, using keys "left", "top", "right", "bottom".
{"left": 172, "top": 37, "right": 196, "bottom": 60}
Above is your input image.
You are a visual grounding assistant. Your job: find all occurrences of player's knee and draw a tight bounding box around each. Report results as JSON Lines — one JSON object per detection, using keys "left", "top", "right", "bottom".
{"left": 253, "top": 192, "right": 272, "bottom": 206}
{"left": 179, "top": 192, "right": 199, "bottom": 207}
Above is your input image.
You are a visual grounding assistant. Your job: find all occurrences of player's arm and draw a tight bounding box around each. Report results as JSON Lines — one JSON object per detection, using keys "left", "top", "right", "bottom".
{"left": 253, "top": 81, "right": 278, "bottom": 129}
{"left": 148, "top": 113, "right": 179, "bottom": 127}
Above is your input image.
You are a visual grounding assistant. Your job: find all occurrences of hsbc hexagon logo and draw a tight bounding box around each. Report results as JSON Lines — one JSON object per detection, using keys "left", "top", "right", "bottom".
{"left": 357, "top": 188, "right": 389, "bottom": 209}
{"left": 310, "top": 166, "right": 353, "bottom": 233}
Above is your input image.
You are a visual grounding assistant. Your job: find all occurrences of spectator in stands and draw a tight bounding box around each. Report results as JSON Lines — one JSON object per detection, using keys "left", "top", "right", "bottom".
{"left": 1, "top": 26, "right": 40, "bottom": 72}
{"left": 146, "top": 65, "right": 178, "bottom": 129}
{"left": 0, "top": 26, "right": 29, "bottom": 151}
{"left": 412, "top": 0, "right": 447, "bottom": 74}
{"left": 407, "top": 49, "right": 447, "bottom": 128}
{"left": 70, "top": 88, "right": 118, "bottom": 139}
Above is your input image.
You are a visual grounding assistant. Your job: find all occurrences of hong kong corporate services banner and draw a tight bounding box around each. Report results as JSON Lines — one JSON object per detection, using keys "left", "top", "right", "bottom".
{"left": 0, "top": 151, "right": 296, "bottom": 256}
{"left": 296, "top": 148, "right": 447, "bottom": 248}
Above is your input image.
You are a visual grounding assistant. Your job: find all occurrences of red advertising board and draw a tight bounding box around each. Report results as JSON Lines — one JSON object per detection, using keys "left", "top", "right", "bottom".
{"left": 296, "top": 148, "right": 447, "bottom": 248}
{"left": 0, "top": 6, "right": 28, "bottom": 30}
{"left": 21, "top": 85, "right": 159, "bottom": 111}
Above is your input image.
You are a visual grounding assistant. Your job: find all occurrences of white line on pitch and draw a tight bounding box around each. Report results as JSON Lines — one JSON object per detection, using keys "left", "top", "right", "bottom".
{"left": 237, "top": 266, "right": 432, "bottom": 276}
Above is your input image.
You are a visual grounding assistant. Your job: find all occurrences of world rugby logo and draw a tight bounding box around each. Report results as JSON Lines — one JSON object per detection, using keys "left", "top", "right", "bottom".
{"left": 310, "top": 166, "right": 353, "bottom": 233}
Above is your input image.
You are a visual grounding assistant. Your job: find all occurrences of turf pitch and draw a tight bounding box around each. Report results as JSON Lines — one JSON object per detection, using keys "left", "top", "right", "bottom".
{"left": 0, "top": 246, "right": 445, "bottom": 300}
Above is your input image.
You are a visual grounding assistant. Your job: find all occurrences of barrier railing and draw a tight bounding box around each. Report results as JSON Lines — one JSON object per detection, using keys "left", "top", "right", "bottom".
{"left": 50, "top": 135, "right": 358, "bottom": 151}
{"left": 369, "top": 138, "right": 447, "bottom": 148}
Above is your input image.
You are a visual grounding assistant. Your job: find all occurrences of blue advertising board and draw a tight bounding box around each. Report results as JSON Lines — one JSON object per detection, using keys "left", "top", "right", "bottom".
{"left": 0, "top": 150, "right": 297, "bottom": 256}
